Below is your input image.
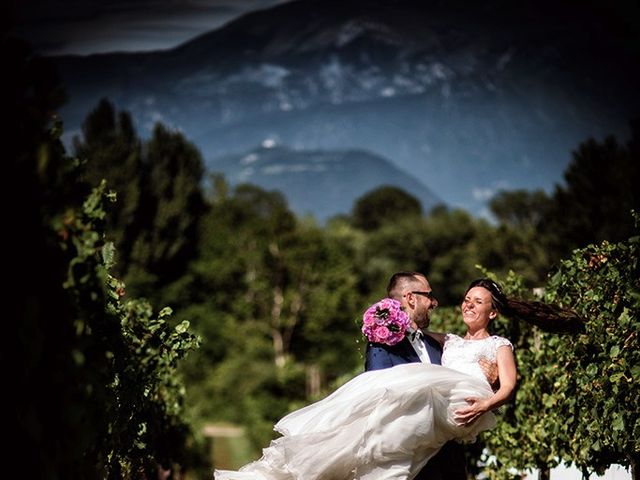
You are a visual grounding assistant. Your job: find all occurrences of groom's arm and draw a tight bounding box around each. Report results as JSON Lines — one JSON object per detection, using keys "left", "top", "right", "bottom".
{"left": 365, "top": 343, "right": 394, "bottom": 371}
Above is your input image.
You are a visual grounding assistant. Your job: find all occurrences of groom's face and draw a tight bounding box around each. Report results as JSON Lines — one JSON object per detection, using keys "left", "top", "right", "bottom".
{"left": 408, "top": 277, "right": 438, "bottom": 329}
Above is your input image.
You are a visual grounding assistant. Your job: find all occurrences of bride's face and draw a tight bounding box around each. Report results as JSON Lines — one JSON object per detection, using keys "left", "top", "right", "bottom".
{"left": 461, "top": 286, "right": 497, "bottom": 330}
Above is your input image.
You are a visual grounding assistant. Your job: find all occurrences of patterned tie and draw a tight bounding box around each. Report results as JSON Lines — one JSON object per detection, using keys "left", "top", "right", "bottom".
{"left": 410, "top": 330, "right": 424, "bottom": 342}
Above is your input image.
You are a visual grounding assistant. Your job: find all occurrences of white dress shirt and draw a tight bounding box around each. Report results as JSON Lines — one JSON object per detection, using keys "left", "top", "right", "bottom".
{"left": 407, "top": 328, "right": 431, "bottom": 364}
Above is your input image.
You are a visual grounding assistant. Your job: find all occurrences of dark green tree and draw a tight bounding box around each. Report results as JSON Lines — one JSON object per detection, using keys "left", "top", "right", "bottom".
{"left": 356, "top": 203, "right": 544, "bottom": 305}
{"left": 543, "top": 123, "right": 640, "bottom": 260}
{"left": 73, "top": 98, "right": 143, "bottom": 274}
{"left": 488, "top": 189, "right": 554, "bottom": 282}
{"left": 127, "top": 123, "right": 206, "bottom": 299}
{"left": 490, "top": 189, "right": 552, "bottom": 230}
{"left": 176, "top": 179, "right": 363, "bottom": 453}
{"left": 351, "top": 185, "right": 423, "bottom": 231}
{"left": 57, "top": 182, "right": 200, "bottom": 478}
{"left": 176, "top": 180, "right": 302, "bottom": 447}
{"left": 8, "top": 37, "right": 199, "bottom": 479}
{"left": 72, "top": 102, "right": 207, "bottom": 300}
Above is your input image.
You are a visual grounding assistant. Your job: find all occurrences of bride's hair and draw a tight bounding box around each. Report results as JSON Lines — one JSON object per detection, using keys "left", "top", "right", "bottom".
{"left": 466, "top": 278, "right": 508, "bottom": 312}
{"left": 466, "top": 278, "right": 585, "bottom": 334}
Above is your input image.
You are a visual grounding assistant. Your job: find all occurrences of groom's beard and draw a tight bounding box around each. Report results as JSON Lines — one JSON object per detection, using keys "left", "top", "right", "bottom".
{"left": 414, "top": 308, "right": 431, "bottom": 330}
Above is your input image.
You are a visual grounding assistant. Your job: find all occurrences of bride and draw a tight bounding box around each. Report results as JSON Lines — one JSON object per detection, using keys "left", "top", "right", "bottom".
{"left": 215, "top": 279, "right": 517, "bottom": 480}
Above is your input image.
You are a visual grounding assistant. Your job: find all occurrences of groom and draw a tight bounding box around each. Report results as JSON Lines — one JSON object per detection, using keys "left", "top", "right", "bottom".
{"left": 365, "top": 271, "right": 467, "bottom": 480}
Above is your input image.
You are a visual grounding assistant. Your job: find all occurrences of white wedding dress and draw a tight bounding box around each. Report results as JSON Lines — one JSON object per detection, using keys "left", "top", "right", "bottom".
{"left": 214, "top": 334, "right": 512, "bottom": 480}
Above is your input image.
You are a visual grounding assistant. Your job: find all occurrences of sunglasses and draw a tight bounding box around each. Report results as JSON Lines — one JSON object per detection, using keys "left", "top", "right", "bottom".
{"left": 408, "top": 290, "right": 435, "bottom": 299}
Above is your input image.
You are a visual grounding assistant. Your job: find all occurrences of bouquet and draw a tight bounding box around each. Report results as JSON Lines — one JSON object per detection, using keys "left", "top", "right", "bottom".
{"left": 361, "top": 298, "right": 410, "bottom": 346}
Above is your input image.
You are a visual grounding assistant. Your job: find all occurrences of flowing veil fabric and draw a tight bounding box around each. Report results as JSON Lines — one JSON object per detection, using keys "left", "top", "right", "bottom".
{"left": 214, "top": 362, "right": 496, "bottom": 480}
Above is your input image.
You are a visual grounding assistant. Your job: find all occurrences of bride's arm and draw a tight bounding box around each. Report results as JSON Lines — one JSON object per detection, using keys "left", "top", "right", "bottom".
{"left": 453, "top": 346, "right": 517, "bottom": 426}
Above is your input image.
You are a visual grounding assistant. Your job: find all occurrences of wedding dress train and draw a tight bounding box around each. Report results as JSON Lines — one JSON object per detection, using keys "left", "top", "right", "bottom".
{"left": 214, "top": 334, "right": 512, "bottom": 480}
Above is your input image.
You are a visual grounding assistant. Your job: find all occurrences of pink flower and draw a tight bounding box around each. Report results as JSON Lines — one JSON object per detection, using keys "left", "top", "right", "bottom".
{"left": 374, "top": 326, "right": 390, "bottom": 340}
{"left": 361, "top": 298, "right": 409, "bottom": 346}
{"left": 363, "top": 314, "right": 376, "bottom": 327}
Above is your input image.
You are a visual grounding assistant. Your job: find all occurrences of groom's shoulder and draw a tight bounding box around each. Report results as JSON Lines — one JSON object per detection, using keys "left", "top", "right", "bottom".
{"left": 367, "top": 339, "right": 408, "bottom": 352}
{"left": 365, "top": 339, "right": 411, "bottom": 360}
{"left": 365, "top": 339, "right": 414, "bottom": 371}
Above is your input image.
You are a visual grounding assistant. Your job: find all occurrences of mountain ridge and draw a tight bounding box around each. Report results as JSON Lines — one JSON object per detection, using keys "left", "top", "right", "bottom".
{"left": 209, "top": 144, "right": 442, "bottom": 221}
{"left": 50, "top": 0, "right": 640, "bottom": 216}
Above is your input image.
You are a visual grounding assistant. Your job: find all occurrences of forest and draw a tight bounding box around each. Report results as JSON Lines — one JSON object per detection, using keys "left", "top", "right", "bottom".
{"left": 8, "top": 35, "right": 639, "bottom": 479}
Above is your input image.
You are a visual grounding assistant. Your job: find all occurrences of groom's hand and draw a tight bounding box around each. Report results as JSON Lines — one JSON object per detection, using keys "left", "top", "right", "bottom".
{"left": 478, "top": 357, "right": 499, "bottom": 390}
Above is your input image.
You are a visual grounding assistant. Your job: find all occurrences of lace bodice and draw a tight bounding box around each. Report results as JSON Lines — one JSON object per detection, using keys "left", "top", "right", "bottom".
{"left": 441, "top": 334, "right": 513, "bottom": 385}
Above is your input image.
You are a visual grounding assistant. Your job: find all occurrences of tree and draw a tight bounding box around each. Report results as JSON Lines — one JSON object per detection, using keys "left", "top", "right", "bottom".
{"left": 3, "top": 47, "right": 195, "bottom": 479}
{"left": 8, "top": 38, "right": 199, "bottom": 479}
{"left": 58, "top": 182, "right": 200, "bottom": 478}
{"left": 351, "top": 185, "right": 423, "bottom": 231}
{"left": 175, "top": 179, "right": 364, "bottom": 452}
{"left": 73, "top": 98, "right": 143, "bottom": 274}
{"left": 72, "top": 102, "right": 207, "bottom": 300}
{"left": 490, "top": 189, "right": 551, "bottom": 231}
{"left": 356, "top": 203, "right": 546, "bottom": 305}
{"left": 127, "top": 123, "right": 206, "bottom": 298}
{"left": 543, "top": 124, "right": 640, "bottom": 260}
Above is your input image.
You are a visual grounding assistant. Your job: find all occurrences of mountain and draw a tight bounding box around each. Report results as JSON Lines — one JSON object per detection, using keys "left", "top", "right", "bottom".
{"left": 50, "top": 0, "right": 640, "bottom": 216}
{"left": 209, "top": 145, "right": 441, "bottom": 220}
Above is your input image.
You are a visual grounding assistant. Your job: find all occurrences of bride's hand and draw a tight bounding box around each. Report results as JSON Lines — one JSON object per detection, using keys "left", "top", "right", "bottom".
{"left": 453, "top": 397, "right": 489, "bottom": 426}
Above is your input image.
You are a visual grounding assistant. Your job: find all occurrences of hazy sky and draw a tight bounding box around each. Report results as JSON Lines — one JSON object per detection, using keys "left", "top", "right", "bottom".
{"left": 11, "top": 0, "right": 290, "bottom": 56}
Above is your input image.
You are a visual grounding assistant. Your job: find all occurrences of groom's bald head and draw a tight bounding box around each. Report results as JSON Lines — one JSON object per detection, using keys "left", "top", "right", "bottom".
{"left": 387, "top": 272, "right": 428, "bottom": 300}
